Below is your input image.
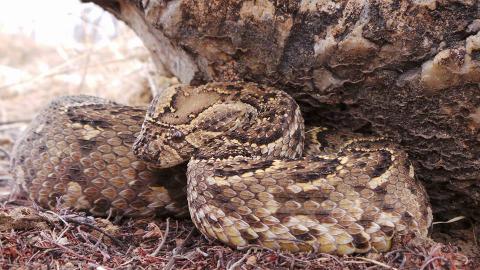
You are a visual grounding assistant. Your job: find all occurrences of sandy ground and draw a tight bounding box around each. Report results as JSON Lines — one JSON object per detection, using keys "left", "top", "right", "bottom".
{"left": 0, "top": 17, "right": 478, "bottom": 270}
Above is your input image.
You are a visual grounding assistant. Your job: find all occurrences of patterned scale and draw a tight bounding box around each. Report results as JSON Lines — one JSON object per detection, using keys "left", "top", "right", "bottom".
{"left": 133, "top": 82, "right": 432, "bottom": 255}
{"left": 10, "top": 96, "right": 188, "bottom": 218}
{"left": 10, "top": 82, "right": 432, "bottom": 255}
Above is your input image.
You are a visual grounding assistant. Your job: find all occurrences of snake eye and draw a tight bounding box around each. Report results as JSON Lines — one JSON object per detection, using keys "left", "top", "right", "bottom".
{"left": 171, "top": 130, "right": 184, "bottom": 142}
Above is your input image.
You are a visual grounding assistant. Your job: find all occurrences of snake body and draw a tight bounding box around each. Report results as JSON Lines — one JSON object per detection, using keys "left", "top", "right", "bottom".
{"left": 11, "top": 82, "right": 432, "bottom": 255}
{"left": 10, "top": 96, "right": 188, "bottom": 218}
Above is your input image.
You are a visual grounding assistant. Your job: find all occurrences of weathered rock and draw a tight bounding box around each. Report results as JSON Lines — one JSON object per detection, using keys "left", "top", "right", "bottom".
{"left": 83, "top": 0, "right": 480, "bottom": 221}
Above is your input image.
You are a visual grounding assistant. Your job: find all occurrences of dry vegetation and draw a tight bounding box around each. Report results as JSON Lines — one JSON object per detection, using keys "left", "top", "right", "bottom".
{"left": 0, "top": 9, "right": 477, "bottom": 270}
{"left": 0, "top": 203, "right": 472, "bottom": 269}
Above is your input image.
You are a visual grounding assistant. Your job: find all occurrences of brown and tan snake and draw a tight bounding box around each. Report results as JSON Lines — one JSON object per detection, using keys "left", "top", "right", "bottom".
{"left": 10, "top": 82, "right": 432, "bottom": 255}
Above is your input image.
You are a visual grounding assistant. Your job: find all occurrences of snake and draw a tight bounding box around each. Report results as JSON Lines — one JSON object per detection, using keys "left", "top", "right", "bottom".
{"left": 10, "top": 82, "right": 432, "bottom": 255}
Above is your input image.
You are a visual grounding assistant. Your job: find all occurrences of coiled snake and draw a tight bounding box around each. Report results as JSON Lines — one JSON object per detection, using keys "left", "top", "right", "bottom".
{"left": 10, "top": 82, "right": 432, "bottom": 255}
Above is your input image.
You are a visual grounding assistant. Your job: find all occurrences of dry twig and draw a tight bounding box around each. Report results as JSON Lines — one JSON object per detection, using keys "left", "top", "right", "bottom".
{"left": 227, "top": 248, "right": 252, "bottom": 270}
{"left": 354, "top": 257, "right": 398, "bottom": 270}
{"left": 151, "top": 217, "right": 170, "bottom": 257}
{"left": 63, "top": 215, "right": 125, "bottom": 248}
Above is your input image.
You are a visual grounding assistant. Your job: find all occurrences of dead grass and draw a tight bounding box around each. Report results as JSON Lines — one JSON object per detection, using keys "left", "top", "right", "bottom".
{"left": 0, "top": 202, "right": 473, "bottom": 270}
{"left": 0, "top": 5, "right": 478, "bottom": 270}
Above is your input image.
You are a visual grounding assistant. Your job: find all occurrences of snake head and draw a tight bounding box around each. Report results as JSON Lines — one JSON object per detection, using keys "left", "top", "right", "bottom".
{"left": 133, "top": 123, "right": 193, "bottom": 168}
{"left": 133, "top": 83, "right": 257, "bottom": 167}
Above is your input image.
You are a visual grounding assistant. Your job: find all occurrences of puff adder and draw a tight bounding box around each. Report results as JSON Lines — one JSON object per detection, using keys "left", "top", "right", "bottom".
{"left": 10, "top": 96, "right": 188, "bottom": 218}
{"left": 11, "top": 82, "right": 432, "bottom": 255}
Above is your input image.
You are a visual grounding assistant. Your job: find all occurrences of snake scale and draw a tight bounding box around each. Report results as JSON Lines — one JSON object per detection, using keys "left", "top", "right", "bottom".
{"left": 10, "top": 82, "right": 432, "bottom": 255}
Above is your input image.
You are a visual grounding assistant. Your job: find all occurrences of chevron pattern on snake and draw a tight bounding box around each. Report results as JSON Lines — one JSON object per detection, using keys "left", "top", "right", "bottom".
{"left": 10, "top": 96, "right": 188, "bottom": 218}
{"left": 133, "top": 82, "right": 432, "bottom": 255}
{"left": 10, "top": 82, "right": 432, "bottom": 255}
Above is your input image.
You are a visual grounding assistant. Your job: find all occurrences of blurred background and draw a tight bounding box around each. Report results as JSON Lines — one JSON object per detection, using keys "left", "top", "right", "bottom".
{"left": 0, "top": 0, "right": 177, "bottom": 197}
